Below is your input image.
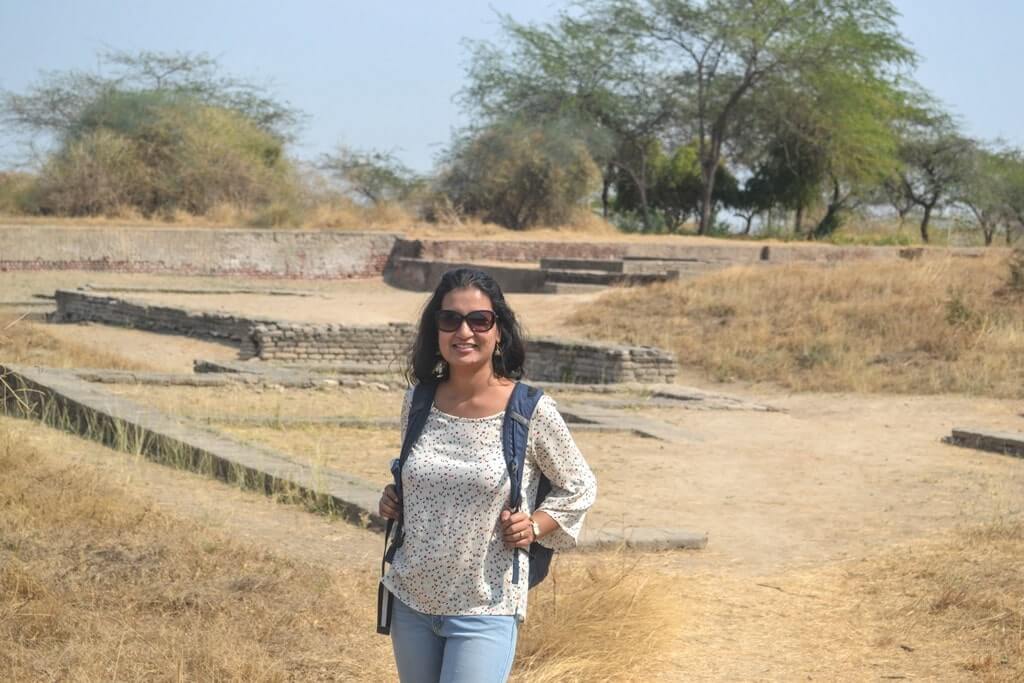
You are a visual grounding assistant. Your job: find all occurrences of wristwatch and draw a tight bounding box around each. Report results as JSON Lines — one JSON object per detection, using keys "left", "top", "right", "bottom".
{"left": 530, "top": 518, "right": 541, "bottom": 540}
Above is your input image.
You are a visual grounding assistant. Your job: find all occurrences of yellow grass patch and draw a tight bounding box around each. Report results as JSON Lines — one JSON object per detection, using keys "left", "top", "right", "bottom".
{"left": 0, "top": 422, "right": 394, "bottom": 681}
{"left": 105, "top": 383, "right": 399, "bottom": 421}
{"left": 216, "top": 423, "right": 398, "bottom": 485}
{"left": 569, "top": 254, "right": 1024, "bottom": 397}
{"left": 0, "top": 316, "right": 153, "bottom": 371}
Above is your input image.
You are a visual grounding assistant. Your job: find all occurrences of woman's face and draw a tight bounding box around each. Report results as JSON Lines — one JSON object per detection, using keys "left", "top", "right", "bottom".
{"left": 437, "top": 286, "right": 501, "bottom": 373}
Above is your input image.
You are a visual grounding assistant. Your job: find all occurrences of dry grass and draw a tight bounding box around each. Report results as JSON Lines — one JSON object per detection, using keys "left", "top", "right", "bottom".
{"left": 215, "top": 424, "right": 398, "bottom": 485}
{"left": 513, "top": 555, "right": 683, "bottom": 682}
{"left": 834, "top": 519, "right": 1024, "bottom": 679}
{"left": 104, "top": 384, "right": 399, "bottom": 421}
{"left": 569, "top": 254, "right": 1024, "bottom": 397}
{"left": 0, "top": 316, "right": 153, "bottom": 371}
{"left": 0, "top": 422, "right": 394, "bottom": 681}
{"left": 0, "top": 202, "right": 624, "bottom": 238}
{"left": 0, "top": 420, "right": 685, "bottom": 681}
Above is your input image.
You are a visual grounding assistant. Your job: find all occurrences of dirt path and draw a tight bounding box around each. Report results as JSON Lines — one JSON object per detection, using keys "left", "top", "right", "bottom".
{"left": 576, "top": 389, "right": 1024, "bottom": 574}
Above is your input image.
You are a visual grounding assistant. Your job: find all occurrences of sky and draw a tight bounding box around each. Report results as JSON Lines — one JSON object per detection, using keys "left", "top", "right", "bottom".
{"left": 1, "top": 0, "right": 1022, "bottom": 172}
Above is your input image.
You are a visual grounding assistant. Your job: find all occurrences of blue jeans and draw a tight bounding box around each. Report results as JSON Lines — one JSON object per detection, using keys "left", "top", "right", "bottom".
{"left": 390, "top": 598, "right": 519, "bottom": 683}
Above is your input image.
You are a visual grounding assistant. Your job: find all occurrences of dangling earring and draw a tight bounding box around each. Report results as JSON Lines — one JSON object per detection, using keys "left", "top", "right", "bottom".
{"left": 433, "top": 358, "right": 448, "bottom": 379}
{"left": 493, "top": 342, "right": 506, "bottom": 375}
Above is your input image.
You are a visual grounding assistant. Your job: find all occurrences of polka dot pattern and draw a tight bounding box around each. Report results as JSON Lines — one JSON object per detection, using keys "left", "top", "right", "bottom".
{"left": 381, "top": 387, "right": 597, "bottom": 621}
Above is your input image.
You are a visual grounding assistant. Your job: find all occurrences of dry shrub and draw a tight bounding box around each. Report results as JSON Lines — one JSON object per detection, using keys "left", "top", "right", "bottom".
{"left": 0, "top": 316, "right": 152, "bottom": 370}
{"left": 568, "top": 254, "right": 1024, "bottom": 397}
{"left": 552, "top": 209, "right": 621, "bottom": 235}
{"left": 303, "top": 197, "right": 419, "bottom": 230}
{"left": 514, "top": 554, "right": 683, "bottom": 682}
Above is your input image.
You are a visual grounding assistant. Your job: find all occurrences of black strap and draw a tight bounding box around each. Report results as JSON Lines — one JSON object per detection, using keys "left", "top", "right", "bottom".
{"left": 377, "top": 518, "right": 395, "bottom": 634}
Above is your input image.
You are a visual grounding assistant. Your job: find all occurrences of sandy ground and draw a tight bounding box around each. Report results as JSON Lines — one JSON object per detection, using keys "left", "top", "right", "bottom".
{"left": 0, "top": 271, "right": 601, "bottom": 338}
{"left": 99, "top": 378, "right": 1024, "bottom": 579}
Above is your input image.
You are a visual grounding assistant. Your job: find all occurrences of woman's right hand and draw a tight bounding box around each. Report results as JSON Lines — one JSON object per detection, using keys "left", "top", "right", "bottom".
{"left": 379, "top": 484, "right": 402, "bottom": 520}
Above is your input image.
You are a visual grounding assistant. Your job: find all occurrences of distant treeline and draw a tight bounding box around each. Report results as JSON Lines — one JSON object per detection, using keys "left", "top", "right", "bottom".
{"left": 1, "top": 2, "right": 1022, "bottom": 245}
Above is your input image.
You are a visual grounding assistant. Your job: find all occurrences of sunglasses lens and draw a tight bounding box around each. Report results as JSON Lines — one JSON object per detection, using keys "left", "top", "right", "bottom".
{"left": 466, "top": 311, "right": 495, "bottom": 331}
{"left": 436, "top": 310, "right": 462, "bottom": 332}
{"left": 436, "top": 310, "right": 497, "bottom": 332}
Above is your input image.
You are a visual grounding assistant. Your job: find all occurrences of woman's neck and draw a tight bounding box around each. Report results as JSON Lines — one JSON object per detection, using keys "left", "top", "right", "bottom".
{"left": 445, "top": 364, "right": 508, "bottom": 399}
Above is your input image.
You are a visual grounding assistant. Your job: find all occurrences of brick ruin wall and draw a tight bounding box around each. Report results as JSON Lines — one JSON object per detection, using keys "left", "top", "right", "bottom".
{"left": 254, "top": 324, "right": 675, "bottom": 383}
{"left": 54, "top": 290, "right": 265, "bottom": 357}
{"left": 529, "top": 338, "right": 676, "bottom": 384}
{"left": 0, "top": 226, "right": 399, "bottom": 278}
{"left": 53, "top": 291, "right": 676, "bottom": 383}
{"left": 253, "top": 322, "right": 415, "bottom": 367}
{"left": 399, "top": 239, "right": 629, "bottom": 263}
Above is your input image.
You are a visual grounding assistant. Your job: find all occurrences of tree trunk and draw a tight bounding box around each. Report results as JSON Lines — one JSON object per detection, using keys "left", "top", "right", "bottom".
{"left": 793, "top": 205, "right": 803, "bottom": 235}
{"left": 601, "top": 165, "right": 614, "bottom": 218}
{"left": 637, "top": 183, "right": 651, "bottom": 232}
{"left": 919, "top": 204, "right": 932, "bottom": 244}
{"left": 811, "top": 178, "right": 844, "bottom": 240}
{"left": 697, "top": 146, "right": 718, "bottom": 235}
{"left": 742, "top": 214, "right": 754, "bottom": 235}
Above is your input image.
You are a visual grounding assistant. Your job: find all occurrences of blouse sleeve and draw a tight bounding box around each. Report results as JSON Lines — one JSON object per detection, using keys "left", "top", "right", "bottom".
{"left": 528, "top": 395, "right": 597, "bottom": 551}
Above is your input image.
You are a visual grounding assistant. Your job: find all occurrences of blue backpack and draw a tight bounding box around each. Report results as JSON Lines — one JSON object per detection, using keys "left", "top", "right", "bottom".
{"left": 377, "top": 381, "right": 552, "bottom": 635}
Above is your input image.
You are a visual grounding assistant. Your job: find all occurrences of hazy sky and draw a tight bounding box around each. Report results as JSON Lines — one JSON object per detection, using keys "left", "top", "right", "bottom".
{"left": 2, "top": 1, "right": 1022, "bottom": 171}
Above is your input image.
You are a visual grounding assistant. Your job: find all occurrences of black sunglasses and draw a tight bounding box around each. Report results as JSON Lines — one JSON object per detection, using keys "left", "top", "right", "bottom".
{"left": 435, "top": 309, "right": 498, "bottom": 333}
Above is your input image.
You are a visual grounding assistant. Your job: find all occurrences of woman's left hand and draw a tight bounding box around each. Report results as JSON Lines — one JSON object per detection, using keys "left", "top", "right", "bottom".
{"left": 499, "top": 509, "right": 534, "bottom": 549}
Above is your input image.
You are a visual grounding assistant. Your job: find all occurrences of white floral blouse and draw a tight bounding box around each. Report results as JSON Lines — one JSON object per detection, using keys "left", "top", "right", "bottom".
{"left": 381, "top": 387, "right": 597, "bottom": 621}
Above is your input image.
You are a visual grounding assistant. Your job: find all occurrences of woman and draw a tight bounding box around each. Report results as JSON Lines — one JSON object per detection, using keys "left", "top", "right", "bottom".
{"left": 377, "top": 267, "right": 596, "bottom": 683}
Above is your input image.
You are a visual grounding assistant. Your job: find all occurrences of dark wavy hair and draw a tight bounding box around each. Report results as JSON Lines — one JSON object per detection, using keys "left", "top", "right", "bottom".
{"left": 407, "top": 268, "right": 526, "bottom": 385}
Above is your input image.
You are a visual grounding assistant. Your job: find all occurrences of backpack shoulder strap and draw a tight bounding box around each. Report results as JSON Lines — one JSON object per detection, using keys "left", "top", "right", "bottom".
{"left": 395, "top": 382, "right": 437, "bottom": 495}
{"left": 501, "top": 382, "right": 545, "bottom": 586}
{"left": 501, "top": 382, "right": 544, "bottom": 511}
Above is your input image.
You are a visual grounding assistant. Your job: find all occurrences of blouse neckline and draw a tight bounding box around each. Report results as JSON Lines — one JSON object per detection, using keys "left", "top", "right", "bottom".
{"left": 430, "top": 404, "right": 506, "bottom": 422}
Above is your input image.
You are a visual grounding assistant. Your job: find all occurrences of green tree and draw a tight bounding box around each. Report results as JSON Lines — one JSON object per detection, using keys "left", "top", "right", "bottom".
{"left": 319, "top": 146, "right": 421, "bottom": 206}
{"left": 742, "top": 54, "right": 908, "bottom": 240}
{"left": 614, "top": 140, "right": 737, "bottom": 232}
{"left": 888, "top": 111, "right": 974, "bottom": 243}
{"left": 461, "top": 13, "right": 676, "bottom": 229}
{"left": 439, "top": 119, "right": 600, "bottom": 230}
{"left": 603, "top": 0, "right": 915, "bottom": 235}
{"left": 960, "top": 145, "right": 1024, "bottom": 246}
